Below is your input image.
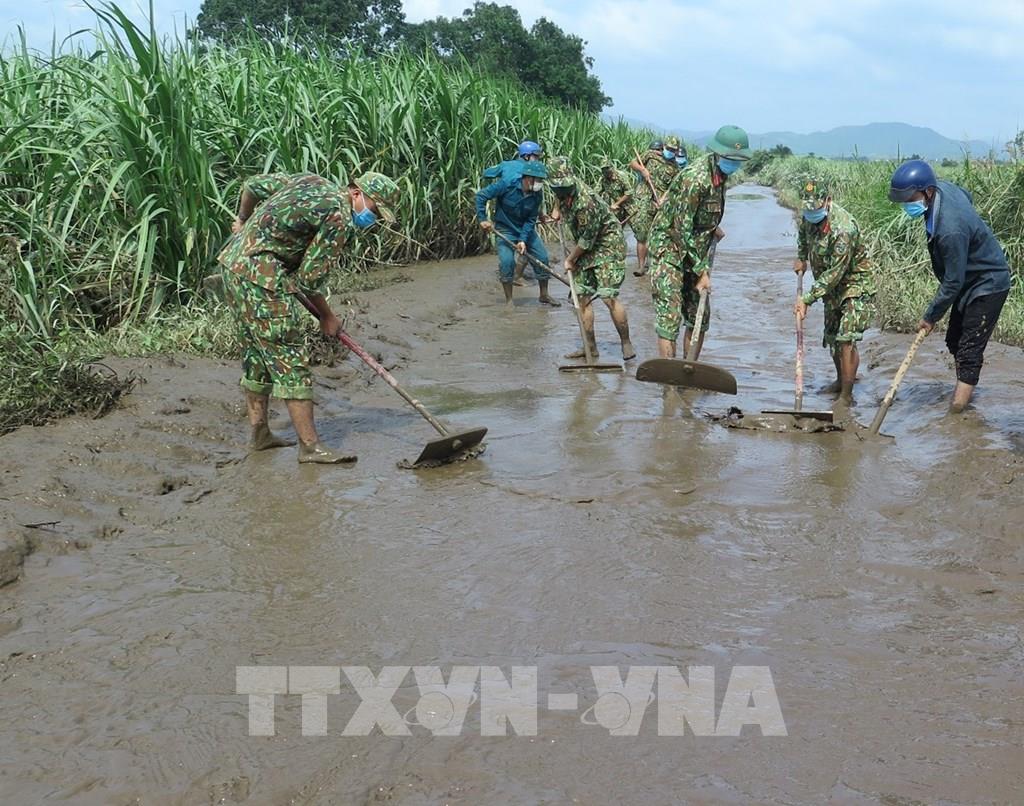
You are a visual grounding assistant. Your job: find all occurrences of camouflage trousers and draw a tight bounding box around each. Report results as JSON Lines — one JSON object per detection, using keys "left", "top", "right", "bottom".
{"left": 573, "top": 255, "right": 627, "bottom": 300}
{"left": 222, "top": 267, "right": 314, "bottom": 400}
{"left": 650, "top": 262, "right": 708, "bottom": 342}
{"left": 823, "top": 293, "right": 874, "bottom": 350}
{"left": 630, "top": 192, "right": 657, "bottom": 242}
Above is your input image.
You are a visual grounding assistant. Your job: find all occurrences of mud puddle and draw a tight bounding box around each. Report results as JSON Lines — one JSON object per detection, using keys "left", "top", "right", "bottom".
{"left": 1, "top": 185, "right": 1022, "bottom": 804}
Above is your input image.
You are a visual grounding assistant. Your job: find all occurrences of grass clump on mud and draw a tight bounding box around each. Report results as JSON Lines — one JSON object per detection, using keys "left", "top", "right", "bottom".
{"left": 752, "top": 155, "right": 1024, "bottom": 345}
{"left": 0, "top": 327, "right": 136, "bottom": 435}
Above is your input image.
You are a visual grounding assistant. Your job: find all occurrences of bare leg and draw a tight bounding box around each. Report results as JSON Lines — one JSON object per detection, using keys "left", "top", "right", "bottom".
{"left": 246, "top": 391, "right": 294, "bottom": 450}
{"left": 604, "top": 297, "right": 635, "bottom": 359}
{"left": 838, "top": 343, "right": 858, "bottom": 404}
{"left": 657, "top": 336, "right": 677, "bottom": 359}
{"left": 950, "top": 381, "right": 975, "bottom": 413}
{"left": 820, "top": 349, "right": 843, "bottom": 394}
{"left": 565, "top": 299, "right": 598, "bottom": 358}
{"left": 285, "top": 399, "right": 356, "bottom": 465}
{"left": 634, "top": 241, "right": 649, "bottom": 276}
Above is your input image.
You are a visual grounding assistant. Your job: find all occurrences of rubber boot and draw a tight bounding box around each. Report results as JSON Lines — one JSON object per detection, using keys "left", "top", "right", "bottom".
{"left": 250, "top": 422, "right": 295, "bottom": 451}
{"left": 538, "top": 280, "right": 561, "bottom": 307}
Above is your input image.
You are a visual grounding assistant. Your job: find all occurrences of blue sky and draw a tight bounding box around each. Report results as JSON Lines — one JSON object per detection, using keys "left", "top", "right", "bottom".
{"left": 5, "top": 0, "right": 1023, "bottom": 145}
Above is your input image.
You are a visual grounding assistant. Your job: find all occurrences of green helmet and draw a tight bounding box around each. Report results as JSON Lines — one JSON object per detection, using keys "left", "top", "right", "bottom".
{"left": 649, "top": 139, "right": 663, "bottom": 151}
{"left": 546, "top": 156, "right": 576, "bottom": 189}
{"left": 354, "top": 171, "right": 400, "bottom": 223}
{"left": 707, "top": 125, "right": 752, "bottom": 161}
{"left": 520, "top": 161, "right": 547, "bottom": 179}
{"left": 799, "top": 177, "right": 830, "bottom": 209}
{"left": 665, "top": 135, "right": 681, "bottom": 150}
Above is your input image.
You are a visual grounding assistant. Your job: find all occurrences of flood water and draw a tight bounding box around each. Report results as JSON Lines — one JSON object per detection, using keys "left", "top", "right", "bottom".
{"left": 1, "top": 185, "right": 1022, "bottom": 804}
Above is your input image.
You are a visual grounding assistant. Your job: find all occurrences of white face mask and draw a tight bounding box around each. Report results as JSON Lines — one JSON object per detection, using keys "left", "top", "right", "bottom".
{"left": 525, "top": 178, "right": 544, "bottom": 193}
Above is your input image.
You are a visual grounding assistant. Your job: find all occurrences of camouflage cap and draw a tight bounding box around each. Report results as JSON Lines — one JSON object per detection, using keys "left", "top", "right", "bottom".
{"left": 799, "top": 177, "right": 831, "bottom": 209}
{"left": 354, "top": 171, "right": 399, "bottom": 223}
{"left": 546, "top": 156, "right": 576, "bottom": 188}
{"left": 664, "top": 135, "right": 681, "bottom": 150}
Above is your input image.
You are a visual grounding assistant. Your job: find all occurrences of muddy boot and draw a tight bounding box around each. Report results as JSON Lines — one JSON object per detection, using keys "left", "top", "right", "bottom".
{"left": 250, "top": 422, "right": 295, "bottom": 451}
{"left": 298, "top": 442, "right": 358, "bottom": 465}
{"left": 537, "top": 280, "right": 561, "bottom": 307}
{"left": 819, "top": 379, "right": 842, "bottom": 395}
{"left": 512, "top": 259, "right": 526, "bottom": 287}
{"left": 621, "top": 339, "right": 636, "bottom": 361}
{"left": 501, "top": 281, "right": 514, "bottom": 308}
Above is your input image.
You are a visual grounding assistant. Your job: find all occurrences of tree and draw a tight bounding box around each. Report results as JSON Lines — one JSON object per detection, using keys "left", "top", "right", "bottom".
{"left": 404, "top": 3, "right": 610, "bottom": 113}
{"left": 193, "top": 0, "right": 405, "bottom": 51}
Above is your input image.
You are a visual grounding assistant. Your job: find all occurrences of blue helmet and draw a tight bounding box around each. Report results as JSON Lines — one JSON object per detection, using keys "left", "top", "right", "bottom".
{"left": 518, "top": 140, "right": 543, "bottom": 157}
{"left": 889, "top": 159, "right": 937, "bottom": 202}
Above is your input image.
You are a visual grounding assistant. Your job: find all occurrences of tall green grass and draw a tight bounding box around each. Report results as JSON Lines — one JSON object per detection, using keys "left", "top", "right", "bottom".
{"left": 1, "top": 4, "right": 653, "bottom": 340}
{"left": 755, "top": 156, "right": 1024, "bottom": 344}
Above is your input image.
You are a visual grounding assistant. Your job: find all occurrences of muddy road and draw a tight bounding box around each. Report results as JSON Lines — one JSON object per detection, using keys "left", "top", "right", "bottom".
{"left": 1, "top": 186, "right": 1022, "bottom": 804}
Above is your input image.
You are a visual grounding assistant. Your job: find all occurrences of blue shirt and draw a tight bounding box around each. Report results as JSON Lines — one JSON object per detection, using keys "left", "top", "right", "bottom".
{"left": 475, "top": 175, "right": 543, "bottom": 243}
{"left": 923, "top": 180, "right": 1011, "bottom": 324}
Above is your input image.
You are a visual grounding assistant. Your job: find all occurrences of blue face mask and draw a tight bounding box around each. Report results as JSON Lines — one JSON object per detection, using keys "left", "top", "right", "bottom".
{"left": 902, "top": 200, "right": 927, "bottom": 219}
{"left": 718, "top": 157, "right": 742, "bottom": 176}
{"left": 675, "top": 155, "right": 688, "bottom": 168}
{"left": 663, "top": 149, "right": 676, "bottom": 161}
{"left": 802, "top": 207, "right": 827, "bottom": 224}
{"left": 352, "top": 206, "right": 377, "bottom": 229}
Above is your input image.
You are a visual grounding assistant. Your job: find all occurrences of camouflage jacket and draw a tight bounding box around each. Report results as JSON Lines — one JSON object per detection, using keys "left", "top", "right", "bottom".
{"left": 637, "top": 152, "right": 679, "bottom": 202}
{"left": 562, "top": 183, "right": 626, "bottom": 270}
{"left": 797, "top": 202, "right": 875, "bottom": 302}
{"left": 648, "top": 155, "right": 726, "bottom": 275}
{"left": 598, "top": 169, "right": 633, "bottom": 210}
{"left": 218, "top": 173, "right": 355, "bottom": 294}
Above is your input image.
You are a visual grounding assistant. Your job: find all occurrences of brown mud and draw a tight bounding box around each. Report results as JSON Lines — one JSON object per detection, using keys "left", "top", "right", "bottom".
{"left": 1, "top": 186, "right": 1022, "bottom": 804}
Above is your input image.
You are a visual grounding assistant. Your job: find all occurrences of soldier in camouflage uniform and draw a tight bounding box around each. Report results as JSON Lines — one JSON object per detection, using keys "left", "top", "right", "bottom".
{"left": 547, "top": 157, "right": 635, "bottom": 361}
{"left": 629, "top": 135, "right": 682, "bottom": 276}
{"left": 793, "top": 178, "right": 876, "bottom": 405}
{"left": 218, "top": 170, "right": 399, "bottom": 464}
{"left": 648, "top": 125, "right": 751, "bottom": 359}
{"left": 598, "top": 159, "right": 633, "bottom": 226}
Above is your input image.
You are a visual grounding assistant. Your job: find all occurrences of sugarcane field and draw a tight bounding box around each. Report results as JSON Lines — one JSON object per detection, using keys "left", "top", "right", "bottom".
{"left": 1, "top": 2, "right": 1023, "bottom": 804}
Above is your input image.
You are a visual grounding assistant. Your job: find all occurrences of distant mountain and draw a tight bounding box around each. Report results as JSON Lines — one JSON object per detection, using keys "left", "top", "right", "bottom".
{"left": 690, "top": 122, "right": 998, "bottom": 160}
{"left": 605, "top": 117, "right": 1002, "bottom": 160}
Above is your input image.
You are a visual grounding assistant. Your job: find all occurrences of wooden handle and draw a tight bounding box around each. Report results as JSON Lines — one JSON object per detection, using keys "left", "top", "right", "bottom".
{"left": 559, "top": 221, "right": 595, "bottom": 366}
{"left": 868, "top": 329, "right": 928, "bottom": 434}
{"left": 795, "top": 272, "right": 805, "bottom": 413}
{"left": 295, "top": 292, "right": 450, "bottom": 437}
{"left": 491, "top": 229, "right": 569, "bottom": 287}
{"left": 687, "top": 289, "right": 708, "bottom": 362}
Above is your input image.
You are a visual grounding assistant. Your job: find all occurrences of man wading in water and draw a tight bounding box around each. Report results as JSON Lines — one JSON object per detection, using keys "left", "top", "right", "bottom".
{"left": 648, "top": 125, "right": 751, "bottom": 359}
{"left": 888, "top": 159, "right": 1012, "bottom": 413}
{"left": 219, "top": 170, "right": 399, "bottom": 464}
{"left": 793, "top": 177, "right": 876, "bottom": 406}
{"left": 476, "top": 160, "right": 561, "bottom": 308}
{"left": 547, "top": 156, "right": 635, "bottom": 361}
